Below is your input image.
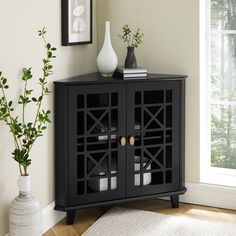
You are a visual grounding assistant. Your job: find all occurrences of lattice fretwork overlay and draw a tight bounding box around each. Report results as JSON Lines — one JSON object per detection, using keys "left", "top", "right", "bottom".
{"left": 133, "top": 89, "right": 173, "bottom": 187}
{"left": 76, "top": 92, "right": 119, "bottom": 195}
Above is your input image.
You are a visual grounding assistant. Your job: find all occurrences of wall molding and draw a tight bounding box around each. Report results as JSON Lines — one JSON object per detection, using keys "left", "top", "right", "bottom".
{"left": 180, "top": 182, "right": 236, "bottom": 210}
{"left": 41, "top": 202, "right": 66, "bottom": 234}
{"left": 4, "top": 182, "right": 236, "bottom": 235}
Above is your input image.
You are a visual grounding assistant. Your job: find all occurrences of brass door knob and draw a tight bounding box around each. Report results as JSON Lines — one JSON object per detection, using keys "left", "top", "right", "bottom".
{"left": 120, "top": 137, "right": 126, "bottom": 146}
{"left": 129, "top": 136, "right": 135, "bottom": 146}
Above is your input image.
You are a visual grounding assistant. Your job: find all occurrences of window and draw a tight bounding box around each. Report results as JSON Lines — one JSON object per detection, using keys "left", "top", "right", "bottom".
{"left": 210, "top": 0, "right": 236, "bottom": 170}
{"left": 201, "top": 0, "right": 236, "bottom": 186}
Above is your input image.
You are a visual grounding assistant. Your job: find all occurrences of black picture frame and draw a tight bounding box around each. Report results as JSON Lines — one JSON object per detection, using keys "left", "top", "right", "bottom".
{"left": 62, "top": 0, "right": 93, "bottom": 46}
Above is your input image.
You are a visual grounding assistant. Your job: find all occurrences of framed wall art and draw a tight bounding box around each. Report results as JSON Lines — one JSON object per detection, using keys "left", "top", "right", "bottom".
{"left": 62, "top": 0, "right": 93, "bottom": 46}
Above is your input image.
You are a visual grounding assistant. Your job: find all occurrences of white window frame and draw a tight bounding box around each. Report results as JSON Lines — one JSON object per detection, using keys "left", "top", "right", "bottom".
{"left": 200, "top": 0, "right": 236, "bottom": 187}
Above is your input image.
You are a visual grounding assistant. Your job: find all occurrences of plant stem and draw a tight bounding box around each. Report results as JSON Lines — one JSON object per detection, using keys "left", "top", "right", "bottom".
{"left": 33, "top": 86, "right": 44, "bottom": 129}
{"left": 127, "top": 34, "right": 131, "bottom": 47}
{"left": 33, "top": 32, "right": 48, "bottom": 130}
{"left": 23, "top": 165, "right": 28, "bottom": 176}
{"left": 19, "top": 163, "right": 23, "bottom": 176}
{"left": 22, "top": 79, "right": 28, "bottom": 125}
{"left": 29, "top": 33, "right": 49, "bottom": 152}
{"left": 131, "top": 35, "right": 134, "bottom": 47}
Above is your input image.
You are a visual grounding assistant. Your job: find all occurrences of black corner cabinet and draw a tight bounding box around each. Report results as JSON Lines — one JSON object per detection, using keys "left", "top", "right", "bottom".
{"left": 54, "top": 72, "right": 187, "bottom": 225}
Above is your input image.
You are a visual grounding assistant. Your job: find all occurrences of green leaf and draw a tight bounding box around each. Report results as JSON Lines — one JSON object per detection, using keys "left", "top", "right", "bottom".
{"left": 38, "top": 96, "right": 43, "bottom": 102}
{"left": 46, "top": 43, "right": 51, "bottom": 50}
{"left": 26, "top": 89, "right": 33, "bottom": 95}
{"left": 27, "top": 122, "right": 33, "bottom": 127}
{"left": 39, "top": 78, "right": 45, "bottom": 84}
{"left": 47, "top": 51, "right": 52, "bottom": 58}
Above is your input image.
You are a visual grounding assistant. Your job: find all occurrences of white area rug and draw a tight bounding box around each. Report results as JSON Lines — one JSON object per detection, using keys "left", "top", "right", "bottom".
{"left": 82, "top": 207, "right": 236, "bottom": 236}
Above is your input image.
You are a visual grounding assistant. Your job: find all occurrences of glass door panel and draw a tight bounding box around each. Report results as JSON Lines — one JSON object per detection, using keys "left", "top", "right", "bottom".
{"left": 68, "top": 84, "right": 126, "bottom": 205}
{"left": 127, "top": 82, "right": 180, "bottom": 197}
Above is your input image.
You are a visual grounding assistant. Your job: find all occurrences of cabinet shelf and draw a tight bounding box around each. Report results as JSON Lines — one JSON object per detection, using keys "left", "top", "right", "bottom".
{"left": 134, "top": 167, "right": 173, "bottom": 174}
{"left": 77, "top": 173, "right": 118, "bottom": 181}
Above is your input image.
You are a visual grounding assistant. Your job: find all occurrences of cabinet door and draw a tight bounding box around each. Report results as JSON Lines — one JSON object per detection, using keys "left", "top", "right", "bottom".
{"left": 127, "top": 82, "right": 180, "bottom": 197}
{"left": 68, "top": 84, "right": 126, "bottom": 205}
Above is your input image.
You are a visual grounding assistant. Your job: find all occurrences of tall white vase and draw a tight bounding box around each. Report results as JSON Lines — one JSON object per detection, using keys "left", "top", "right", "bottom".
{"left": 97, "top": 21, "right": 118, "bottom": 77}
{"left": 9, "top": 175, "right": 42, "bottom": 236}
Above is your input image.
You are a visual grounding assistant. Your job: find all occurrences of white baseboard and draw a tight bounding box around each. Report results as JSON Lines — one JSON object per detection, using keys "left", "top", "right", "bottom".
{"left": 180, "top": 182, "right": 236, "bottom": 210}
{"left": 42, "top": 202, "right": 66, "bottom": 234}
{"left": 4, "top": 181, "right": 236, "bottom": 235}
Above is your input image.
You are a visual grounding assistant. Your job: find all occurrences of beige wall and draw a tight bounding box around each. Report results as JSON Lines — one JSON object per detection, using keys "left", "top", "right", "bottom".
{"left": 0, "top": 0, "right": 200, "bottom": 234}
{"left": 0, "top": 0, "right": 97, "bottom": 235}
{"left": 98, "top": 0, "right": 200, "bottom": 182}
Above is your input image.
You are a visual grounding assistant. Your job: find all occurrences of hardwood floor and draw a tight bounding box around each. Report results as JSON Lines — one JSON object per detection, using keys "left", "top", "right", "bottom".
{"left": 44, "top": 199, "right": 236, "bottom": 236}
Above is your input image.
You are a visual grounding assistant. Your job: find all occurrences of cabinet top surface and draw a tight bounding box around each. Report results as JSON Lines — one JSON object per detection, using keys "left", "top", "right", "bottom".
{"left": 54, "top": 72, "right": 187, "bottom": 85}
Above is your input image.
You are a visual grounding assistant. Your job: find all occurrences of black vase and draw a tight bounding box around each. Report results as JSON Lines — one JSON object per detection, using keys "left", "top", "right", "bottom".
{"left": 125, "top": 47, "right": 137, "bottom": 68}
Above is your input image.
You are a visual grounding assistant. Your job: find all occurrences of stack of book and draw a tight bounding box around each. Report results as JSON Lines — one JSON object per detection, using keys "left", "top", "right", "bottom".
{"left": 114, "top": 67, "right": 147, "bottom": 80}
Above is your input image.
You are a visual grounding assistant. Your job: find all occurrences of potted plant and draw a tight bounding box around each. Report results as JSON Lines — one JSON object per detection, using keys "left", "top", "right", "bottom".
{"left": 0, "top": 28, "right": 56, "bottom": 236}
{"left": 119, "top": 25, "right": 144, "bottom": 68}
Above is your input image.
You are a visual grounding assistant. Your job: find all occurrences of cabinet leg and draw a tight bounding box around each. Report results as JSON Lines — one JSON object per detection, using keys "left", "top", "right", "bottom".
{"left": 66, "top": 211, "right": 76, "bottom": 225}
{"left": 170, "top": 195, "right": 179, "bottom": 208}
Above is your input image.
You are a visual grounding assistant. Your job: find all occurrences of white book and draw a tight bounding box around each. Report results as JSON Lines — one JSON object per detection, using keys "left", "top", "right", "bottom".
{"left": 116, "top": 67, "right": 147, "bottom": 74}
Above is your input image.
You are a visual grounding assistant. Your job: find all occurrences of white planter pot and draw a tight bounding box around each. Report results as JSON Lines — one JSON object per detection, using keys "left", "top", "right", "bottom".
{"left": 97, "top": 21, "right": 118, "bottom": 77}
{"left": 9, "top": 175, "right": 42, "bottom": 236}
